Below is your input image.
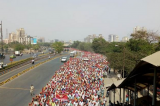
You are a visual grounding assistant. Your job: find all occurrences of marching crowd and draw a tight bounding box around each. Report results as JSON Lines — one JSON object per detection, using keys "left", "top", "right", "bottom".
{"left": 29, "top": 51, "right": 109, "bottom": 106}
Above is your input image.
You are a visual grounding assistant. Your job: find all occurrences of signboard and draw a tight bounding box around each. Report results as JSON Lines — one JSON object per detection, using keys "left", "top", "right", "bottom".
{"left": 9, "top": 59, "right": 13, "bottom": 62}
{"left": 31, "top": 38, "right": 37, "bottom": 44}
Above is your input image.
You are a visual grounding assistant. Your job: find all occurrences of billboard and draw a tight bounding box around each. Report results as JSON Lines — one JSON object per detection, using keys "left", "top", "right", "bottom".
{"left": 31, "top": 38, "right": 37, "bottom": 44}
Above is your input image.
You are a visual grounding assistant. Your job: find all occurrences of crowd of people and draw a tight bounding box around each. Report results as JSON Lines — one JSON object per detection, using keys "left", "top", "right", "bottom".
{"left": 29, "top": 51, "right": 109, "bottom": 106}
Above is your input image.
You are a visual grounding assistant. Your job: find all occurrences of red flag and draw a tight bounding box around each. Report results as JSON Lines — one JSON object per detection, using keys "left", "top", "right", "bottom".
{"left": 55, "top": 93, "right": 68, "bottom": 101}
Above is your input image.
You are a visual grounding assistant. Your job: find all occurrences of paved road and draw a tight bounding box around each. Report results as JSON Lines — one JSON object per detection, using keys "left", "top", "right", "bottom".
{"left": 0, "top": 53, "right": 64, "bottom": 82}
{"left": 1, "top": 50, "right": 48, "bottom": 64}
{"left": 0, "top": 54, "right": 70, "bottom": 106}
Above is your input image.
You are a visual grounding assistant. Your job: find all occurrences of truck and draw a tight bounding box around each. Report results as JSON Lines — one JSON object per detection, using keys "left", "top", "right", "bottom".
{"left": 70, "top": 51, "right": 77, "bottom": 57}
{"left": 15, "top": 51, "right": 20, "bottom": 56}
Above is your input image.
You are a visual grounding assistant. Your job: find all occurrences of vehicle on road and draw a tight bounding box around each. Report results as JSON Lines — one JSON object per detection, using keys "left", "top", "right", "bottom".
{"left": 10, "top": 55, "right": 16, "bottom": 59}
{"left": 49, "top": 51, "right": 54, "bottom": 54}
{"left": 0, "top": 53, "right": 5, "bottom": 59}
{"left": 61, "top": 57, "right": 67, "bottom": 62}
{"left": 83, "top": 58, "right": 89, "bottom": 61}
{"left": 70, "top": 51, "right": 76, "bottom": 57}
{"left": 0, "top": 62, "right": 7, "bottom": 69}
{"left": 32, "top": 54, "right": 38, "bottom": 58}
{"left": 15, "top": 51, "right": 20, "bottom": 56}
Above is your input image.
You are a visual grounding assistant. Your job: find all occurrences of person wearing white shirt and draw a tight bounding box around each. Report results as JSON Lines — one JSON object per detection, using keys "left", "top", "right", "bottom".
{"left": 94, "top": 94, "right": 98, "bottom": 101}
{"left": 95, "top": 101, "right": 100, "bottom": 106}
{"left": 79, "top": 101, "right": 84, "bottom": 106}
{"left": 73, "top": 101, "right": 78, "bottom": 106}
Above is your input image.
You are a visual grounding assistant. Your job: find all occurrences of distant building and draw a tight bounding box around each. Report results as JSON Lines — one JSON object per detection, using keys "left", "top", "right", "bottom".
{"left": 84, "top": 34, "right": 99, "bottom": 43}
{"left": 122, "top": 36, "right": 129, "bottom": 42}
{"left": 108, "top": 35, "right": 114, "bottom": 42}
{"left": 55, "top": 39, "right": 59, "bottom": 42}
{"left": 99, "top": 34, "right": 104, "bottom": 38}
{"left": 133, "top": 26, "right": 147, "bottom": 33}
{"left": 60, "top": 40, "right": 64, "bottom": 43}
{"left": 50, "top": 40, "right": 54, "bottom": 43}
{"left": 108, "top": 34, "right": 119, "bottom": 42}
{"left": 8, "top": 28, "right": 31, "bottom": 44}
{"left": 8, "top": 32, "right": 17, "bottom": 42}
{"left": 3, "top": 39, "right": 9, "bottom": 44}
{"left": 38, "top": 37, "right": 45, "bottom": 43}
{"left": 113, "top": 35, "right": 119, "bottom": 42}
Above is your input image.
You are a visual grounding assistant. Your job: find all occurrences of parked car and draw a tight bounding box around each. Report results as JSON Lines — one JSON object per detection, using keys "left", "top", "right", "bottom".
{"left": 61, "top": 57, "right": 67, "bottom": 62}
{"left": 10, "top": 55, "right": 16, "bottom": 59}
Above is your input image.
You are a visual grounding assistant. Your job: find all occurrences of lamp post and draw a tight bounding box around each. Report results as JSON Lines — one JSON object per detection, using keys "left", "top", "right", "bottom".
{"left": 0, "top": 21, "right": 3, "bottom": 53}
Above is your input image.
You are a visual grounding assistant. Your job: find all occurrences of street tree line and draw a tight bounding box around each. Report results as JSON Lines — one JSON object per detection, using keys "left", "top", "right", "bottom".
{"left": 71, "top": 30, "right": 160, "bottom": 74}
{"left": 0, "top": 41, "right": 52, "bottom": 52}
{"left": 0, "top": 41, "right": 65, "bottom": 54}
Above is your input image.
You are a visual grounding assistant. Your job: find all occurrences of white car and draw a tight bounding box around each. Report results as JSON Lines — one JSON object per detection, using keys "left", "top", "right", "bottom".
{"left": 61, "top": 57, "right": 67, "bottom": 62}
{"left": 0, "top": 62, "right": 7, "bottom": 69}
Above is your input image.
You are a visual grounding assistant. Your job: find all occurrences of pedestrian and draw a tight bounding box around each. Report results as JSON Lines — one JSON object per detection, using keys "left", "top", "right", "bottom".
{"left": 109, "top": 68, "right": 110, "bottom": 74}
{"left": 30, "top": 84, "right": 34, "bottom": 96}
{"left": 126, "top": 94, "right": 129, "bottom": 103}
{"left": 106, "top": 91, "right": 109, "bottom": 97}
{"left": 32, "top": 59, "right": 34, "bottom": 64}
{"left": 48, "top": 55, "right": 50, "bottom": 59}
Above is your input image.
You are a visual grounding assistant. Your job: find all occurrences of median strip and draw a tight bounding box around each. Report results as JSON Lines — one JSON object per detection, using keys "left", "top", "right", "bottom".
{"left": 0, "top": 54, "right": 68, "bottom": 86}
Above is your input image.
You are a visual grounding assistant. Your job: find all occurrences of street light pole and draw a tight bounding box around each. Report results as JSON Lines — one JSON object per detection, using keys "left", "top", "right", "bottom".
{"left": 0, "top": 21, "right": 3, "bottom": 53}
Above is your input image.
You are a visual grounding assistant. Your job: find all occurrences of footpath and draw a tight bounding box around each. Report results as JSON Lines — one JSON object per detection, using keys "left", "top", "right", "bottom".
{"left": 103, "top": 69, "right": 145, "bottom": 106}
{"left": 103, "top": 69, "right": 124, "bottom": 106}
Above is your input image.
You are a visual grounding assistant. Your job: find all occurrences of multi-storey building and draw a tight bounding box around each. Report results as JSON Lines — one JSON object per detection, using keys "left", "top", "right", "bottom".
{"left": 108, "top": 34, "right": 114, "bottom": 42}
{"left": 84, "top": 34, "right": 99, "bottom": 43}
{"left": 122, "top": 36, "right": 129, "bottom": 42}
{"left": 38, "top": 37, "right": 45, "bottom": 43}
{"left": 108, "top": 34, "right": 119, "bottom": 42}
{"left": 7, "top": 28, "right": 31, "bottom": 44}
{"left": 133, "top": 26, "right": 147, "bottom": 33}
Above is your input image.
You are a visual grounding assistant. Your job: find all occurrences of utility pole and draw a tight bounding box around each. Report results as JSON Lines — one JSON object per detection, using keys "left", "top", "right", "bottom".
{"left": 0, "top": 21, "right": 3, "bottom": 53}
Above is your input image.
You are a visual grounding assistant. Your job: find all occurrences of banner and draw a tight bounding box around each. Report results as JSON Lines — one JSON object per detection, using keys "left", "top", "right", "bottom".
{"left": 31, "top": 38, "right": 37, "bottom": 44}
{"left": 55, "top": 93, "right": 68, "bottom": 101}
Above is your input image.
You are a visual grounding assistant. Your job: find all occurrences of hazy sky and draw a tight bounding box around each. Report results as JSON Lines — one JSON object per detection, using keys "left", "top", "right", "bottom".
{"left": 0, "top": 0, "right": 160, "bottom": 42}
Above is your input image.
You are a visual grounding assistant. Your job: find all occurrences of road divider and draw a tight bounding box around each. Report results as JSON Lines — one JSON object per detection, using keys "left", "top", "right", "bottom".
{"left": 0, "top": 54, "right": 68, "bottom": 86}
{"left": 7, "top": 53, "right": 49, "bottom": 66}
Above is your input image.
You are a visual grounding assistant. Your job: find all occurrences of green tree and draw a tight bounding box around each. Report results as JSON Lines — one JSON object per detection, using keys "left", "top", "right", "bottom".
{"left": 92, "top": 37, "right": 108, "bottom": 54}
{"left": 71, "top": 41, "right": 81, "bottom": 48}
{"left": 77, "top": 42, "right": 93, "bottom": 52}
{"left": 131, "top": 30, "right": 160, "bottom": 43}
{"left": 32, "top": 44, "right": 40, "bottom": 50}
{"left": 14, "top": 44, "right": 25, "bottom": 51}
{"left": 52, "top": 42, "right": 64, "bottom": 53}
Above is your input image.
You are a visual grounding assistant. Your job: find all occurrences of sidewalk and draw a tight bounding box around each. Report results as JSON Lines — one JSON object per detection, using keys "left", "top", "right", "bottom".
{"left": 103, "top": 69, "right": 145, "bottom": 106}
{"left": 103, "top": 69, "right": 124, "bottom": 106}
